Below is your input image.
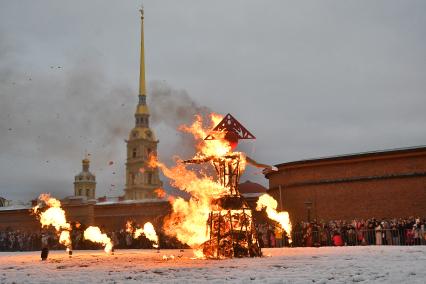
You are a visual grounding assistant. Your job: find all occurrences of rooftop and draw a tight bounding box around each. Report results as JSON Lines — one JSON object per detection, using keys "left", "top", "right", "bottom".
{"left": 239, "top": 180, "right": 267, "bottom": 194}
{"left": 275, "top": 145, "right": 426, "bottom": 168}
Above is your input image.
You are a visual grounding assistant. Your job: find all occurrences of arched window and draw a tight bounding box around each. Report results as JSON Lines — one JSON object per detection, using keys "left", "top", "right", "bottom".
{"left": 132, "top": 148, "right": 137, "bottom": 158}
{"left": 148, "top": 173, "right": 152, "bottom": 184}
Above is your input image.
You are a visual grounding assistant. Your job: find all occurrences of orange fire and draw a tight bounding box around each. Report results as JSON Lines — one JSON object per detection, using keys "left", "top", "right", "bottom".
{"left": 256, "top": 194, "right": 292, "bottom": 242}
{"left": 149, "top": 114, "right": 246, "bottom": 256}
{"left": 151, "top": 113, "right": 286, "bottom": 258}
{"left": 59, "top": 231, "right": 71, "bottom": 248}
{"left": 32, "top": 193, "right": 72, "bottom": 251}
{"left": 83, "top": 226, "right": 113, "bottom": 253}
{"left": 154, "top": 188, "right": 167, "bottom": 198}
{"left": 151, "top": 158, "right": 228, "bottom": 250}
{"left": 179, "top": 113, "right": 230, "bottom": 158}
{"left": 126, "top": 221, "right": 159, "bottom": 248}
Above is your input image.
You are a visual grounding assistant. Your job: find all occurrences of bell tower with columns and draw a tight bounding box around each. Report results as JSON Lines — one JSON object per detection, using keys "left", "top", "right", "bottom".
{"left": 124, "top": 8, "right": 162, "bottom": 200}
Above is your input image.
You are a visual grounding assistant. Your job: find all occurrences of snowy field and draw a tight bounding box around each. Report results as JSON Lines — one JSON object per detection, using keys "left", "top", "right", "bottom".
{"left": 1, "top": 246, "right": 425, "bottom": 283}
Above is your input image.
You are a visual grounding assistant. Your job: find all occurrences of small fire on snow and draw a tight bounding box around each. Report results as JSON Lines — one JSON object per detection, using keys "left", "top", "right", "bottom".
{"left": 256, "top": 194, "right": 292, "bottom": 242}
{"left": 126, "top": 221, "right": 159, "bottom": 248}
{"left": 83, "top": 226, "right": 113, "bottom": 253}
{"left": 32, "top": 193, "right": 72, "bottom": 252}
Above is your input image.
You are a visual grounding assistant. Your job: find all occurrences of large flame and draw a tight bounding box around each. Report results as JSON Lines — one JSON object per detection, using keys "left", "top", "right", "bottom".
{"left": 33, "top": 194, "right": 70, "bottom": 231}
{"left": 256, "top": 194, "right": 292, "bottom": 242}
{"left": 141, "top": 222, "right": 159, "bottom": 247}
{"left": 179, "top": 113, "right": 230, "bottom": 158}
{"left": 59, "top": 230, "right": 71, "bottom": 248}
{"left": 126, "top": 221, "right": 159, "bottom": 248}
{"left": 32, "top": 193, "right": 71, "bottom": 250}
{"left": 151, "top": 157, "right": 228, "bottom": 249}
{"left": 152, "top": 113, "right": 283, "bottom": 257}
{"left": 149, "top": 114, "right": 233, "bottom": 253}
{"left": 83, "top": 226, "right": 113, "bottom": 253}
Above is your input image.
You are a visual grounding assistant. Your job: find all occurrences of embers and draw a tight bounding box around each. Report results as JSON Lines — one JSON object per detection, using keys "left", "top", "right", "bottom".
{"left": 202, "top": 208, "right": 261, "bottom": 259}
{"left": 211, "top": 196, "right": 249, "bottom": 210}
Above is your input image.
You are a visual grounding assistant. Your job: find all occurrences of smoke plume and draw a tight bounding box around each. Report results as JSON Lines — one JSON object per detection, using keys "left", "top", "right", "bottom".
{"left": 0, "top": 31, "right": 215, "bottom": 201}
{"left": 148, "top": 81, "right": 213, "bottom": 163}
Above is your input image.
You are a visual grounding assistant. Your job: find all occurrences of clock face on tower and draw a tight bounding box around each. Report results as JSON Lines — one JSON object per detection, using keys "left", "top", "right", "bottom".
{"left": 145, "top": 130, "right": 152, "bottom": 138}
{"left": 132, "top": 130, "right": 138, "bottom": 138}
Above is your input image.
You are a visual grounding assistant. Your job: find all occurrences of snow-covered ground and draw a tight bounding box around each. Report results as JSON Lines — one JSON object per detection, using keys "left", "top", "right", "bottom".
{"left": 0, "top": 246, "right": 425, "bottom": 283}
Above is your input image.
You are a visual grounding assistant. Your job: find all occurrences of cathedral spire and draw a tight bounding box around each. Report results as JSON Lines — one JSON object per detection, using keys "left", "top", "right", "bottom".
{"left": 139, "top": 7, "right": 146, "bottom": 97}
{"left": 125, "top": 7, "right": 162, "bottom": 200}
{"left": 135, "top": 6, "right": 149, "bottom": 118}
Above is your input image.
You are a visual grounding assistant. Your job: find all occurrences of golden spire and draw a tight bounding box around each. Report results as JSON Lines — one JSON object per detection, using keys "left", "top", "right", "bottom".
{"left": 135, "top": 6, "right": 149, "bottom": 116}
{"left": 139, "top": 6, "right": 146, "bottom": 97}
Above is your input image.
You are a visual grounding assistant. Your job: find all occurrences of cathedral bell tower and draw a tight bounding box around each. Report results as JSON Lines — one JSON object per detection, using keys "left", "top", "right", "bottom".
{"left": 124, "top": 8, "right": 162, "bottom": 200}
{"left": 74, "top": 158, "right": 96, "bottom": 200}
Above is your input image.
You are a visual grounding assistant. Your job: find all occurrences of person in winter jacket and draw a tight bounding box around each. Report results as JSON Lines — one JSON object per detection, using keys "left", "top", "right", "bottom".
{"left": 332, "top": 231, "right": 343, "bottom": 246}
{"left": 40, "top": 232, "right": 49, "bottom": 261}
{"left": 375, "top": 223, "right": 382, "bottom": 245}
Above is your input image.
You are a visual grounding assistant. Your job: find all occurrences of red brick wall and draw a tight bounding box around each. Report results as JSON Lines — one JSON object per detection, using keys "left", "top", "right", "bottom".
{"left": 64, "top": 204, "right": 95, "bottom": 226}
{"left": 94, "top": 201, "right": 171, "bottom": 231}
{"left": 0, "top": 201, "right": 171, "bottom": 232}
{"left": 0, "top": 209, "right": 39, "bottom": 231}
{"left": 266, "top": 147, "right": 426, "bottom": 223}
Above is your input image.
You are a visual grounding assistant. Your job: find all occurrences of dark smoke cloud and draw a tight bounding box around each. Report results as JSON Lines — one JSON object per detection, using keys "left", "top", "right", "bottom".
{"left": 148, "top": 81, "right": 212, "bottom": 162}
{"left": 149, "top": 80, "right": 211, "bottom": 129}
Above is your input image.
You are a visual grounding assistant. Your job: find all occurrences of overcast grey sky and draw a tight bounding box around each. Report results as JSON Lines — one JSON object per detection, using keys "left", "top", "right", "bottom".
{"left": 0, "top": 0, "right": 425, "bottom": 202}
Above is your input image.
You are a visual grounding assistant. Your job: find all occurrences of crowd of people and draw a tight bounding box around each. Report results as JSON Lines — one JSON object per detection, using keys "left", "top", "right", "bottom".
{"left": 0, "top": 230, "right": 41, "bottom": 251}
{"left": 258, "top": 217, "right": 426, "bottom": 248}
{"left": 0, "top": 226, "right": 186, "bottom": 252}
{"left": 1, "top": 217, "right": 425, "bottom": 251}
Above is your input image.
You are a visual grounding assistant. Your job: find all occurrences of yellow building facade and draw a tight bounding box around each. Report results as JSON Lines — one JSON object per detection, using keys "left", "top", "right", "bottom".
{"left": 74, "top": 158, "right": 96, "bottom": 200}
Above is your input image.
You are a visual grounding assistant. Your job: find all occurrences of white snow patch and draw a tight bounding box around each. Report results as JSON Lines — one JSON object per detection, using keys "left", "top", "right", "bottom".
{"left": 0, "top": 247, "right": 425, "bottom": 283}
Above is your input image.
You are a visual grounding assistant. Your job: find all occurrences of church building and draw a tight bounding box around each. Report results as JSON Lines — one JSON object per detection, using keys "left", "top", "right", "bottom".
{"left": 124, "top": 8, "right": 162, "bottom": 200}
{"left": 74, "top": 158, "right": 96, "bottom": 200}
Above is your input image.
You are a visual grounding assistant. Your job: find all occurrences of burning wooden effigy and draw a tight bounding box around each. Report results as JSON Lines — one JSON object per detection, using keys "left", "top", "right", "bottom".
{"left": 183, "top": 114, "right": 268, "bottom": 258}
{"left": 152, "top": 113, "right": 290, "bottom": 259}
